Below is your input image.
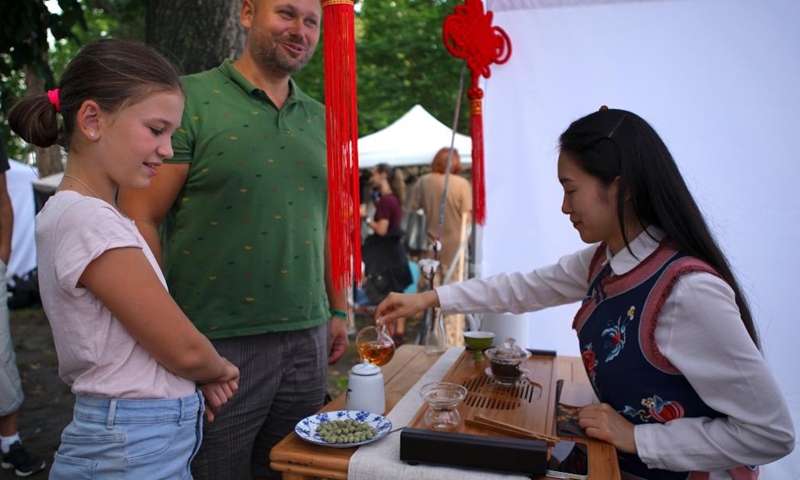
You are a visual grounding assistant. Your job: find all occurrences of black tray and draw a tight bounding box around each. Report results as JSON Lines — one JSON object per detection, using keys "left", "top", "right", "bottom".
{"left": 400, "top": 427, "right": 547, "bottom": 477}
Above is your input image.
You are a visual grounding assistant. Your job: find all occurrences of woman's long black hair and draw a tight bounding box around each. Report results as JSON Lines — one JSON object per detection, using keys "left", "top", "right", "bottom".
{"left": 559, "top": 108, "right": 759, "bottom": 348}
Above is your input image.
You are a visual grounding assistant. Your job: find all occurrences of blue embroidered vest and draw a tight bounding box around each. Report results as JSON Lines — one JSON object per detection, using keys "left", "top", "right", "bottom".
{"left": 574, "top": 243, "right": 757, "bottom": 480}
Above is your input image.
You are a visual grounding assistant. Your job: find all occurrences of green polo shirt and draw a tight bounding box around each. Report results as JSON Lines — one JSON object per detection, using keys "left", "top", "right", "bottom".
{"left": 165, "top": 59, "right": 329, "bottom": 339}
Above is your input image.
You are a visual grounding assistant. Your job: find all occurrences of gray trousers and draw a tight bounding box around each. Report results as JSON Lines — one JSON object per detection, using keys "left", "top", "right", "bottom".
{"left": 191, "top": 323, "right": 328, "bottom": 480}
{"left": 0, "top": 261, "right": 23, "bottom": 417}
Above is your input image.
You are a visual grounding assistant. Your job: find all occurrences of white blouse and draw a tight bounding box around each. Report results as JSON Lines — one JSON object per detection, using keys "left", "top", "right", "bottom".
{"left": 436, "top": 229, "right": 794, "bottom": 478}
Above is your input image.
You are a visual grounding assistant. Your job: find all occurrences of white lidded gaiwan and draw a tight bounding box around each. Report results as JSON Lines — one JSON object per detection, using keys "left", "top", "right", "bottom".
{"left": 345, "top": 360, "right": 386, "bottom": 415}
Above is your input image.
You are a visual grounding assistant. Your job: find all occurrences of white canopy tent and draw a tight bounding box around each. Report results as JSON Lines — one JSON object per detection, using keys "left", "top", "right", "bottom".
{"left": 481, "top": 0, "right": 799, "bottom": 476}
{"left": 358, "top": 104, "right": 472, "bottom": 169}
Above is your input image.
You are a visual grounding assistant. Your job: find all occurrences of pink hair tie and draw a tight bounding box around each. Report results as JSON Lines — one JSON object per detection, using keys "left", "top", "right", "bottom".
{"left": 47, "top": 89, "right": 60, "bottom": 113}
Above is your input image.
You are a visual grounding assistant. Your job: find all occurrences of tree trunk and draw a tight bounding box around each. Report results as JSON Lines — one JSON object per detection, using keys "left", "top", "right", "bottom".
{"left": 145, "top": 0, "right": 246, "bottom": 75}
{"left": 25, "top": 66, "right": 63, "bottom": 177}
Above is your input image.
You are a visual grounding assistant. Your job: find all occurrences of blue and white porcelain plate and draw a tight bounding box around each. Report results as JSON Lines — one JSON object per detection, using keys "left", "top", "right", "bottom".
{"left": 295, "top": 410, "right": 393, "bottom": 448}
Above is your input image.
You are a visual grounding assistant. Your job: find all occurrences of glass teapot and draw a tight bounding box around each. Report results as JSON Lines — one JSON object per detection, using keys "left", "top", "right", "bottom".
{"left": 484, "top": 337, "right": 531, "bottom": 385}
{"left": 355, "top": 325, "right": 395, "bottom": 366}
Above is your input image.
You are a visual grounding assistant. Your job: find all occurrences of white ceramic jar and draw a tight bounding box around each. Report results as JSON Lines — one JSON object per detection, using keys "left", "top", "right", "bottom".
{"left": 345, "top": 360, "right": 386, "bottom": 414}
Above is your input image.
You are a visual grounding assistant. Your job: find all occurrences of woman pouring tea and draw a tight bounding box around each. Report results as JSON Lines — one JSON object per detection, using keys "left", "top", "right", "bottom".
{"left": 374, "top": 108, "right": 795, "bottom": 479}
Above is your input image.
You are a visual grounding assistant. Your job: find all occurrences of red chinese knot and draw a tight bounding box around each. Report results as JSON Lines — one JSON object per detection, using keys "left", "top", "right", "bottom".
{"left": 443, "top": 0, "right": 511, "bottom": 225}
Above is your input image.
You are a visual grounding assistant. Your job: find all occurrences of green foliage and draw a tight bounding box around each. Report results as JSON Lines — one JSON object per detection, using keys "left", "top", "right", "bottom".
{"left": 0, "top": 0, "right": 86, "bottom": 86}
{"left": 0, "top": 68, "right": 28, "bottom": 161}
{"left": 294, "top": 0, "right": 469, "bottom": 138}
{"left": 0, "top": 0, "right": 144, "bottom": 161}
{"left": 50, "top": 1, "right": 145, "bottom": 80}
{"left": 355, "top": 0, "right": 469, "bottom": 136}
{"left": 0, "top": 0, "right": 86, "bottom": 160}
{"left": 82, "top": 0, "right": 145, "bottom": 41}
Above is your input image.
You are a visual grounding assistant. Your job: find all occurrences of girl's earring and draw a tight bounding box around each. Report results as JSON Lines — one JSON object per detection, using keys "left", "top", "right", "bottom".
{"left": 88, "top": 131, "right": 96, "bottom": 138}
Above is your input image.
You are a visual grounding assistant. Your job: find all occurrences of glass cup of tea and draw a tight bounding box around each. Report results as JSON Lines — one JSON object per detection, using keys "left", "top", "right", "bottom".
{"left": 356, "top": 325, "right": 396, "bottom": 366}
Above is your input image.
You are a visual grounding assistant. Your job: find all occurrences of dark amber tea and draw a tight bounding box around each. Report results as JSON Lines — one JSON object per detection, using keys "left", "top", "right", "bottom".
{"left": 358, "top": 341, "right": 395, "bottom": 366}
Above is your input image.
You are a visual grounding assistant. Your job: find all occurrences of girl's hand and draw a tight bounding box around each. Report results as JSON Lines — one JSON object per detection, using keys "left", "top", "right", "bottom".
{"left": 218, "top": 357, "right": 240, "bottom": 384}
{"left": 577, "top": 403, "right": 637, "bottom": 453}
{"left": 200, "top": 379, "right": 238, "bottom": 423}
{"left": 375, "top": 290, "right": 439, "bottom": 326}
{"left": 202, "top": 358, "right": 240, "bottom": 422}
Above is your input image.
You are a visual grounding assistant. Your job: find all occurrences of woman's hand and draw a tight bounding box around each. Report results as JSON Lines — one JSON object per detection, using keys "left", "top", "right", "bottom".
{"left": 577, "top": 403, "right": 637, "bottom": 453}
{"left": 375, "top": 290, "right": 439, "bottom": 327}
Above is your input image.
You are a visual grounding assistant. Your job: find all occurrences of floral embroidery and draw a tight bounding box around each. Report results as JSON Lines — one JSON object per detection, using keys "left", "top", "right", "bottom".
{"left": 581, "top": 343, "right": 600, "bottom": 394}
{"left": 621, "top": 404, "right": 651, "bottom": 422}
{"left": 582, "top": 343, "right": 597, "bottom": 379}
{"left": 621, "top": 395, "right": 685, "bottom": 424}
{"left": 601, "top": 317, "right": 629, "bottom": 363}
{"left": 642, "top": 395, "right": 685, "bottom": 423}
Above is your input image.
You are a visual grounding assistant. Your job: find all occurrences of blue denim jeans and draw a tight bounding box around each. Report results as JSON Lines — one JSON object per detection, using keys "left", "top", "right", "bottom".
{"left": 50, "top": 391, "right": 204, "bottom": 479}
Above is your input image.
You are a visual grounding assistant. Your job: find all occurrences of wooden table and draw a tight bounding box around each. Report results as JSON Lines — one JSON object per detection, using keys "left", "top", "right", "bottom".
{"left": 270, "top": 345, "right": 620, "bottom": 479}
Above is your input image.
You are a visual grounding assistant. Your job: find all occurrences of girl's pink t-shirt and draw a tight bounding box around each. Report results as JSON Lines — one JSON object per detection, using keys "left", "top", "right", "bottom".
{"left": 35, "top": 191, "right": 195, "bottom": 399}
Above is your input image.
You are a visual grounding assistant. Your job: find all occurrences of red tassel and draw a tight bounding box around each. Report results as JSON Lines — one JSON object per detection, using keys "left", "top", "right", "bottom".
{"left": 469, "top": 94, "right": 485, "bottom": 224}
{"left": 442, "top": 0, "right": 512, "bottom": 226}
{"left": 323, "top": 0, "right": 361, "bottom": 290}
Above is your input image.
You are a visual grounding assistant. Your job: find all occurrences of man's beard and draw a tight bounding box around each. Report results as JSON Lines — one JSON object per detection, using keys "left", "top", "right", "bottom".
{"left": 251, "top": 34, "right": 315, "bottom": 76}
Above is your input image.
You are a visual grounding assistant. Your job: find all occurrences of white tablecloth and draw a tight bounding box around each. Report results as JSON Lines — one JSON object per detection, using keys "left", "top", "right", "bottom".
{"left": 348, "top": 347, "right": 531, "bottom": 480}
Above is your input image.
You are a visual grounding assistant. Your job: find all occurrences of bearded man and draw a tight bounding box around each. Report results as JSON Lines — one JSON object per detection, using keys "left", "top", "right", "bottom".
{"left": 118, "top": 1, "right": 348, "bottom": 478}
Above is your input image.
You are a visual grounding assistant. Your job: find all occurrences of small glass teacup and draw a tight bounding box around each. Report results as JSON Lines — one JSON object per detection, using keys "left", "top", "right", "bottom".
{"left": 419, "top": 382, "right": 468, "bottom": 431}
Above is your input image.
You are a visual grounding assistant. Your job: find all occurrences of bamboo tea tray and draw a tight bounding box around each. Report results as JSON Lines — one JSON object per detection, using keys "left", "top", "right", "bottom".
{"left": 408, "top": 350, "right": 558, "bottom": 438}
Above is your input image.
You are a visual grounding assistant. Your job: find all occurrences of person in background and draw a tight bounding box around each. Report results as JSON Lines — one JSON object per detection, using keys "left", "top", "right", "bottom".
{"left": 0, "top": 135, "right": 46, "bottom": 477}
{"left": 8, "top": 38, "right": 239, "bottom": 479}
{"left": 408, "top": 147, "right": 472, "bottom": 346}
{"left": 359, "top": 163, "right": 412, "bottom": 322}
{"left": 375, "top": 108, "right": 795, "bottom": 479}
{"left": 117, "top": 1, "right": 348, "bottom": 478}
{"left": 409, "top": 147, "right": 472, "bottom": 282}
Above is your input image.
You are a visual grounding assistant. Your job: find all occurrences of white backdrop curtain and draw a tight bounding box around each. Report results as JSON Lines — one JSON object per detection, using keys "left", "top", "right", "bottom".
{"left": 481, "top": 0, "right": 799, "bottom": 476}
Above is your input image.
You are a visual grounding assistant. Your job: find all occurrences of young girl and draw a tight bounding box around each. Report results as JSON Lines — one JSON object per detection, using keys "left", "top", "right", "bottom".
{"left": 374, "top": 108, "right": 795, "bottom": 479}
{"left": 8, "top": 39, "right": 239, "bottom": 479}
